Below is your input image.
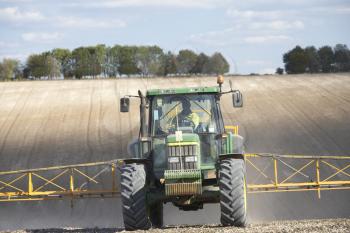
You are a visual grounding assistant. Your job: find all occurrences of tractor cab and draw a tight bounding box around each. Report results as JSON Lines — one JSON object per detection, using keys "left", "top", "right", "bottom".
{"left": 146, "top": 87, "right": 225, "bottom": 180}
{"left": 150, "top": 93, "right": 221, "bottom": 135}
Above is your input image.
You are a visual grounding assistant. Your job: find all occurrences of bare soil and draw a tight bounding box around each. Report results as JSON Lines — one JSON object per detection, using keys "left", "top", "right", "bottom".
{"left": 0, "top": 74, "right": 350, "bottom": 229}
{"left": 2, "top": 219, "right": 349, "bottom": 233}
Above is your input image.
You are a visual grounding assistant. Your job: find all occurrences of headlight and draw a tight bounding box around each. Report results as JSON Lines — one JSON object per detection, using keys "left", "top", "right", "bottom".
{"left": 168, "top": 157, "right": 179, "bottom": 163}
{"left": 185, "top": 156, "right": 197, "bottom": 162}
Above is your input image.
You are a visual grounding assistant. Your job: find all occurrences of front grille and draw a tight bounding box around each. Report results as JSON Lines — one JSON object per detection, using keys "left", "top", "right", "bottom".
{"left": 167, "top": 145, "right": 198, "bottom": 170}
{"left": 165, "top": 182, "right": 202, "bottom": 196}
{"left": 164, "top": 170, "right": 202, "bottom": 196}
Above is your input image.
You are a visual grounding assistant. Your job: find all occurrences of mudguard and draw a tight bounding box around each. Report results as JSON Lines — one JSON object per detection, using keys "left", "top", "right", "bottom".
{"left": 118, "top": 158, "right": 150, "bottom": 165}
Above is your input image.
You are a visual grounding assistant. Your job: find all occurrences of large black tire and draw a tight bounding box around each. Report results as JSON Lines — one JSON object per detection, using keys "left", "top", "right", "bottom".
{"left": 149, "top": 202, "right": 163, "bottom": 228}
{"left": 120, "top": 163, "right": 151, "bottom": 230}
{"left": 219, "top": 158, "right": 247, "bottom": 227}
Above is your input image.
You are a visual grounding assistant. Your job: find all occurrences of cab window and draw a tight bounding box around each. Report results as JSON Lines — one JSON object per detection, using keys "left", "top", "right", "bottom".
{"left": 151, "top": 95, "right": 218, "bottom": 135}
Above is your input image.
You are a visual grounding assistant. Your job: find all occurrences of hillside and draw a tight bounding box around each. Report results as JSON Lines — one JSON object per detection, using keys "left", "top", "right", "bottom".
{"left": 0, "top": 74, "right": 349, "bottom": 230}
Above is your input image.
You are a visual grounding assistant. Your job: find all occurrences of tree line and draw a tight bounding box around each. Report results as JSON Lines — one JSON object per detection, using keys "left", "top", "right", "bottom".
{"left": 278, "top": 44, "right": 350, "bottom": 74}
{"left": 0, "top": 45, "right": 230, "bottom": 81}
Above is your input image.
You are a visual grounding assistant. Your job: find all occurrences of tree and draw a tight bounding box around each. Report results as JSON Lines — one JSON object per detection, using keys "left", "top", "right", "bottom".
{"left": 1, "top": 44, "right": 242, "bottom": 79}
{"left": 92, "top": 44, "right": 107, "bottom": 77}
{"left": 276, "top": 67, "right": 284, "bottom": 75}
{"left": 0, "top": 58, "right": 20, "bottom": 81}
{"left": 283, "top": 46, "right": 308, "bottom": 74}
{"left": 27, "top": 54, "right": 47, "bottom": 78}
{"left": 176, "top": 49, "right": 198, "bottom": 74}
{"left": 203, "top": 52, "right": 230, "bottom": 74}
{"left": 26, "top": 53, "right": 61, "bottom": 79}
{"left": 161, "top": 51, "right": 177, "bottom": 76}
{"left": 22, "top": 66, "right": 30, "bottom": 79}
{"left": 305, "top": 46, "right": 320, "bottom": 73}
{"left": 191, "top": 53, "right": 209, "bottom": 74}
{"left": 45, "top": 55, "right": 61, "bottom": 79}
{"left": 334, "top": 44, "right": 350, "bottom": 72}
{"left": 72, "top": 47, "right": 90, "bottom": 79}
{"left": 117, "top": 46, "right": 139, "bottom": 76}
{"left": 147, "top": 46, "right": 164, "bottom": 76}
{"left": 318, "top": 46, "right": 334, "bottom": 73}
{"left": 51, "top": 48, "right": 73, "bottom": 78}
{"left": 135, "top": 46, "right": 164, "bottom": 76}
{"left": 105, "top": 45, "right": 120, "bottom": 77}
{"left": 71, "top": 45, "right": 106, "bottom": 79}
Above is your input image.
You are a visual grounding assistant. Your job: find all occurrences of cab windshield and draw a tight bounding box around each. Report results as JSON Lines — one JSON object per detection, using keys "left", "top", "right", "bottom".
{"left": 151, "top": 94, "right": 218, "bottom": 136}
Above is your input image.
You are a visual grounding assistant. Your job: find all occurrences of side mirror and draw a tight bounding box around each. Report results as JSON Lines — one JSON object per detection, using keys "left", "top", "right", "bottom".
{"left": 120, "top": 97, "right": 130, "bottom": 112}
{"left": 232, "top": 91, "right": 243, "bottom": 108}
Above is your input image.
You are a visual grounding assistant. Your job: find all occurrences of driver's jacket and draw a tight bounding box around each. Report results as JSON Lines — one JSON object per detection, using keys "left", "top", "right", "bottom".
{"left": 172, "top": 112, "right": 200, "bottom": 128}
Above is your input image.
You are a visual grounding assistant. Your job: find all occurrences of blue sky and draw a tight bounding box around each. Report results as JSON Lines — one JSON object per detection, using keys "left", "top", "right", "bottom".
{"left": 0, "top": 0, "right": 349, "bottom": 74}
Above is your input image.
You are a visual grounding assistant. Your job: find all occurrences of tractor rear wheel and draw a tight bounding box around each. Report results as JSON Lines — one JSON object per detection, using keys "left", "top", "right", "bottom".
{"left": 219, "top": 158, "right": 247, "bottom": 227}
{"left": 120, "top": 163, "right": 151, "bottom": 230}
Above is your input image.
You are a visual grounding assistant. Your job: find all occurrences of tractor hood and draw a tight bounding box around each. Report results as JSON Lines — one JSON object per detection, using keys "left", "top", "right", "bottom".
{"left": 166, "top": 133, "right": 200, "bottom": 144}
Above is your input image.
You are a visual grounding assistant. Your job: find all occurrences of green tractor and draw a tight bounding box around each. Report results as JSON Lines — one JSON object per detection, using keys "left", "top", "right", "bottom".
{"left": 119, "top": 76, "right": 246, "bottom": 230}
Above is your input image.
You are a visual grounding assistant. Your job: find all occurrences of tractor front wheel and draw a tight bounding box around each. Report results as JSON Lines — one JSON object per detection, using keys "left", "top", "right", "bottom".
{"left": 120, "top": 163, "right": 151, "bottom": 230}
{"left": 219, "top": 158, "right": 247, "bottom": 227}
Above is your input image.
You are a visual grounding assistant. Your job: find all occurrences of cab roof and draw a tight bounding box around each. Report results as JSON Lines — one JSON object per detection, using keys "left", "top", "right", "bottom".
{"left": 146, "top": 86, "right": 219, "bottom": 96}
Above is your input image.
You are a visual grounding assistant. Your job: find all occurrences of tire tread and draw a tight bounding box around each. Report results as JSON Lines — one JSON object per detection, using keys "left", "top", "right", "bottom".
{"left": 219, "top": 158, "right": 247, "bottom": 227}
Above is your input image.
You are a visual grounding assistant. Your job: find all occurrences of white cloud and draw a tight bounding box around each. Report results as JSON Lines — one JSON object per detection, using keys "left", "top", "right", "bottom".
{"left": 189, "top": 27, "right": 293, "bottom": 47}
{"left": 0, "top": 0, "right": 32, "bottom": 2}
{"left": 0, "top": 7, "right": 126, "bottom": 29}
{"left": 66, "top": 0, "right": 340, "bottom": 9}
{"left": 335, "top": 7, "right": 350, "bottom": 14}
{"left": 21, "top": 32, "right": 63, "bottom": 43}
{"left": 188, "top": 28, "right": 240, "bottom": 47}
{"left": 244, "top": 35, "right": 291, "bottom": 43}
{"left": 0, "top": 7, "right": 44, "bottom": 22}
{"left": 0, "top": 41, "right": 19, "bottom": 49}
{"left": 0, "top": 52, "right": 29, "bottom": 61}
{"left": 67, "top": 0, "right": 229, "bottom": 8}
{"left": 251, "top": 20, "right": 304, "bottom": 30}
{"left": 226, "top": 9, "right": 304, "bottom": 31}
{"left": 309, "top": 5, "right": 350, "bottom": 15}
{"left": 189, "top": 26, "right": 293, "bottom": 47}
{"left": 56, "top": 17, "right": 126, "bottom": 29}
{"left": 226, "top": 9, "right": 286, "bottom": 20}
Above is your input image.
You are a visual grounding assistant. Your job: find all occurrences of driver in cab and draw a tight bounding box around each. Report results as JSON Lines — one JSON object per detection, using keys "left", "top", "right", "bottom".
{"left": 172, "top": 99, "right": 200, "bottom": 130}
